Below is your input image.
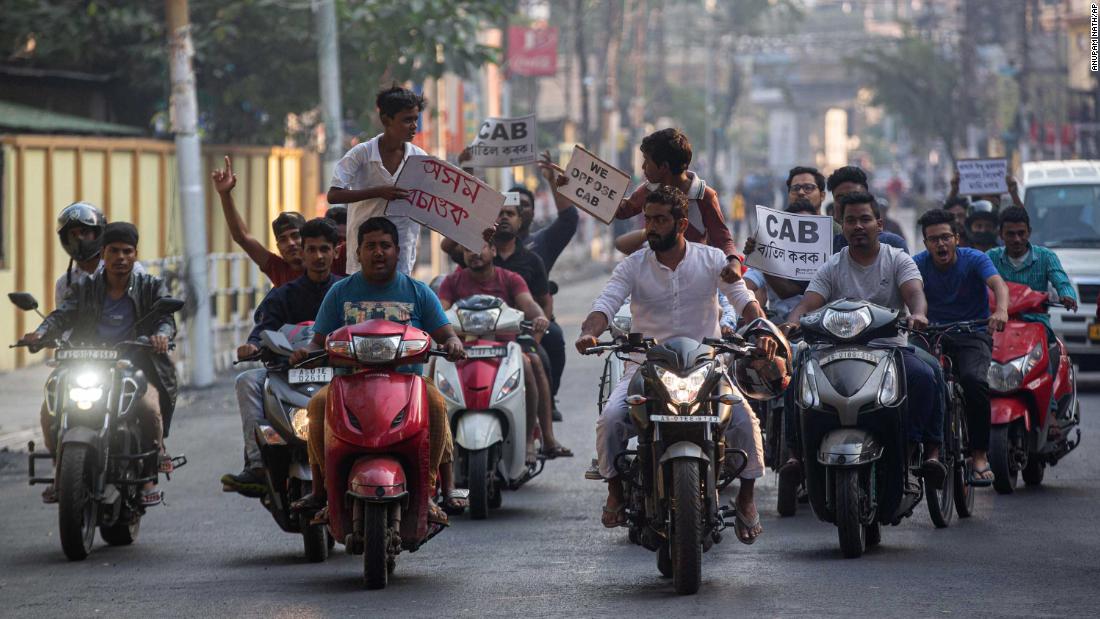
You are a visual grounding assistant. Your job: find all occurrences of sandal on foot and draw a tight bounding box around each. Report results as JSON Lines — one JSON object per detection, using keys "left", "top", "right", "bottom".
{"left": 159, "top": 449, "right": 174, "bottom": 474}
{"left": 443, "top": 489, "right": 469, "bottom": 515}
{"left": 41, "top": 485, "right": 58, "bottom": 504}
{"left": 919, "top": 459, "right": 948, "bottom": 490}
{"left": 427, "top": 500, "right": 450, "bottom": 526}
{"left": 290, "top": 492, "right": 325, "bottom": 513}
{"left": 142, "top": 488, "right": 163, "bottom": 507}
{"left": 540, "top": 444, "right": 574, "bottom": 459}
{"left": 733, "top": 509, "right": 762, "bottom": 545}
{"left": 968, "top": 463, "right": 994, "bottom": 487}
{"left": 309, "top": 505, "right": 329, "bottom": 526}
{"left": 601, "top": 505, "right": 626, "bottom": 528}
{"left": 525, "top": 444, "right": 538, "bottom": 467}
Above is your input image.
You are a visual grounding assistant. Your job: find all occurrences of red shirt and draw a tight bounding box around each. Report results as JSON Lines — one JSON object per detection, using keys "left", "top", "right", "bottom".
{"left": 617, "top": 172, "right": 739, "bottom": 259}
{"left": 333, "top": 243, "right": 348, "bottom": 277}
{"left": 260, "top": 251, "right": 302, "bottom": 288}
{"left": 438, "top": 267, "right": 530, "bottom": 308}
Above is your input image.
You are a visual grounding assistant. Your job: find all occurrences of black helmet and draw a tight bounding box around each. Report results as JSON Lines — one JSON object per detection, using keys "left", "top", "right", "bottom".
{"left": 57, "top": 202, "right": 106, "bottom": 262}
{"left": 731, "top": 318, "right": 792, "bottom": 400}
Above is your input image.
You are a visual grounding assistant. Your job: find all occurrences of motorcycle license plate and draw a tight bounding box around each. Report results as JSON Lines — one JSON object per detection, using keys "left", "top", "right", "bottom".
{"left": 1089, "top": 323, "right": 1100, "bottom": 342}
{"left": 650, "top": 415, "right": 720, "bottom": 423}
{"left": 56, "top": 349, "right": 118, "bottom": 361}
{"left": 288, "top": 367, "right": 333, "bottom": 384}
{"left": 466, "top": 346, "right": 507, "bottom": 359}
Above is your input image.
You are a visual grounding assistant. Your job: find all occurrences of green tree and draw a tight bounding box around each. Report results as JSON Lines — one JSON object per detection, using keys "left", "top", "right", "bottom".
{"left": 853, "top": 34, "right": 966, "bottom": 164}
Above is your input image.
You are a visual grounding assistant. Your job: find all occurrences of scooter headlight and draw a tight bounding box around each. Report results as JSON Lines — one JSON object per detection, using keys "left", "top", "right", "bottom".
{"left": 822, "top": 307, "right": 874, "bottom": 339}
{"left": 68, "top": 371, "right": 105, "bottom": 411}
{"left": 656, "top": 365, "right": 710, "bottom": 406}
{"left": 611, "top": 314, "right": 633, "bottom": 336}
{"left": 496, "top": 369, "right": 522, "bottom": 402}
{"left": 798, "top": 361, "right": 820, "bottom": 409}
{"left": 352, "top": 335, "right": 400, "bottom": 364}
{"left": 435, "top": 371, "right": 460, "bottom": 403}
{"left": 988, "top": 359, "right": 1023, "bottom": 393}
{"left": 877, "top": 358, "right": 900, "bottom": 407}
{"left": 291, "top": 408, "right": 309, "bottom": 440}
{"left": 458, "top": 308, "right": 500, "bottom": 335}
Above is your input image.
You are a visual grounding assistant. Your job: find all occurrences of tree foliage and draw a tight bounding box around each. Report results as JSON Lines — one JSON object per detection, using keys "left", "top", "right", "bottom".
{"left": 853, "top": 35, "right": 965, "bottom": 163}
{"left": 0, "top": 0, "right": 507, "bottom": 144}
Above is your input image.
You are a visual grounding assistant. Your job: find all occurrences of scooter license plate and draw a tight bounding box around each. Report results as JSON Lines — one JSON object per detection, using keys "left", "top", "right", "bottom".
{"left": 288, "top": 367, "right": 333, "bottom": 384}
{"left": 1089, "top": 323, "right": 1100, "bottom": 342}
{"left": 466, "top": 346, "right": 507, "bottom": 359}
{"left": 651, "top": 415, "right": 720, "bottom": 423}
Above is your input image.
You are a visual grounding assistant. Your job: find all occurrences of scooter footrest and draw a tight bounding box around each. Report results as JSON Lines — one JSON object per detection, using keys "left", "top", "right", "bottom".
{"left": 29, "top": 477, "right": 54, "bottom": 485}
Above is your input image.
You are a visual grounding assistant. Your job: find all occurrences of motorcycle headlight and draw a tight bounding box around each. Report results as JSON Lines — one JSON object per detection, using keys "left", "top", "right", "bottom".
{"left": 611, "top": 314, "right": 633, "bottom": 335}
{"left": 68, "top": 371, "right": 105, "bottom": 410}
{"left": 436, "top": 371, "right": 460, "bottom": 403}
{"left": 496, "top": 369, "right": 522, "bottom": 402}
{"left": 988, "top": 346, "right": 1042, "bottom": 394}
{"left": 877, "top": 358, "right": 900, "bottom": 407}
{"left": 656, "top": 365, "right": 710, "bottom": 406}
{"left": 798, "top": 361, "right": 820, "bottom": 409}
{"left": 352, "top": 335, "right": 400, "bottom": 364}
{"left": 291, "top": 408, "right": 309, "bottom": 440}
{"left": 822, "top": 307, "right": 874, "bottom": 339}
{"left": 458, "top": 308, "right": 500, "bottom": 334}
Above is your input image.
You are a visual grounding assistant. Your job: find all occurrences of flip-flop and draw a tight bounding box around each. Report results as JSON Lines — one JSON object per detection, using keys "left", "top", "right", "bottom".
{"left": 309, "top": 505, "right": 329, "bottom": 526}
{"left": 141, "top": 488, "right": 163, "bottom": 507}
{"left": 968, "top": 463, "right": 994, "bottom": 487}
{"left": 290, "top": 492, "right": 325, "bottom": 513}
{"left": 540, "top": 444, "right": 574, "bottom": 459}
{"left": 919, "top": 459, "right": 948, "bottom": 490}
{"left": 443, "top": 489, "right": 469, "bottom": 515}
{"left": 733, "top": 509, "right": 762, "bottom": 545}
{"left": 602, "top": 505, "right": 626, "bottom": 528}
{"left": 427, "top": 501, "right": 450, "bottom": 526}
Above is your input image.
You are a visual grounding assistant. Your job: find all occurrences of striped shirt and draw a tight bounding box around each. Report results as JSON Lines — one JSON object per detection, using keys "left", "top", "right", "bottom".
{"left": 987, "top": 244, "right": 1076, "bottom": 329}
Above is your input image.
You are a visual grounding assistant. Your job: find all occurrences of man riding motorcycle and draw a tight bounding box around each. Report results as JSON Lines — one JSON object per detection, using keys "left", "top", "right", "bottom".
{"left": 437, "top": 243, "right": 572, "bottom": 461}
{"left": 913, "top": 208, "right": 1010, "bottom": 485}
{"left": 221, "top": 218, "right": 344, "bottom": 496}
{"left": 783, "top": 192, "right": 947, "bottom": 487}
{"left": 575, "top": 186, "right": 777, "bottom": 543}
{"left": 288, "top": 217, "right": 466, "bottom": 525}
{"left": 23, "top": 222, "right": 178, "bottom": 507}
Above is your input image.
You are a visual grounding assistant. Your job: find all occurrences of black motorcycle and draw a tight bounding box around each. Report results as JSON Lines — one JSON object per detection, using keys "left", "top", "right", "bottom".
{"left": 584, "top": 321, "right": 786, "bottom": 594}
{"left": 235, "top": 323, "right": 335, "bottom": 562}
{"left": 10, "top": 292, "right": 185, "bottom": 561}
{"left": 794, "top": 299, "right": 939, "bottom": 558}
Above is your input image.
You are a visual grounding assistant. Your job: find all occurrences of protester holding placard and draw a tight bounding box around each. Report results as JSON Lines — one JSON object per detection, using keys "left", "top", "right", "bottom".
{"left": 947, "top": 166, "right": 1024, "bottom": 211}
{"left": 327, "top": 86, "right": 430, "bottom": 276}
{"left": 614, "top": 129, "right": 743, "bottom": 280}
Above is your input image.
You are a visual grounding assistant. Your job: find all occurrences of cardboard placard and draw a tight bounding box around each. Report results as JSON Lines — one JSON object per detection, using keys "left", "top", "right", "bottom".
{"left": 559, "top": 145, "right": 630, "bottom": 224}
{"left": 744, "top": 205, "right": 833, "bottom": 281}
{"left": 467, "top": 114, "right": 538, "bottom": 168}
{"left": 385, "top": 156, "right": 503, "bottom": 252}
{"left": 957, "top": 158, "right": 1008, "bottom": 196}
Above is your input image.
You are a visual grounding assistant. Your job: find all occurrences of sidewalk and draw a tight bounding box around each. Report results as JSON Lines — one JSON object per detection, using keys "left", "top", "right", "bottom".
{"left": 0, "top": 364, "right": 52, "bottom": 452}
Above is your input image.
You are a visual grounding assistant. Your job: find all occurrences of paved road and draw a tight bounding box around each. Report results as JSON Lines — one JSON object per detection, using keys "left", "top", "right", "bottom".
{"left": 1, "top": 276, "right": 1098, "bottom": 617}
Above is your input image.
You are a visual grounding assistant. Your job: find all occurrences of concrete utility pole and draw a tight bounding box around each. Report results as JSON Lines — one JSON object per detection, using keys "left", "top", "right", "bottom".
{"left": 165, "top": 0, "right": 213, "bottom": 388}
{"left": 314, "top": 0, "right": 344, "bottom": 187}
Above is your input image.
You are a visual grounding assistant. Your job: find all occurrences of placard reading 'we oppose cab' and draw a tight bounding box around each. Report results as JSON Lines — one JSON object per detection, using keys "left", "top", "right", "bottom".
{"left": 559, "top": 145, "right": 631, "bottom": 224}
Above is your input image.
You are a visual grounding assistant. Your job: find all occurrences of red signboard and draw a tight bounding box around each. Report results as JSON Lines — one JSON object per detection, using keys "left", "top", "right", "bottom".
{"left": 507, "top": 26, "right": 558, "bottom": 77}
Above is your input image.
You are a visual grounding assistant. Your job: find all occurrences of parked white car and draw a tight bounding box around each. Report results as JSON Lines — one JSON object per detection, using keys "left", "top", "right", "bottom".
{"left": 1020, "top": 160, "right": 1100, "bottom": 370}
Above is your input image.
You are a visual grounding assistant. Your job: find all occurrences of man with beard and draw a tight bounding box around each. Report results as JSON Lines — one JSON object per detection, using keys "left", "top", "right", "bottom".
{"left": 213, "top": 156, "right": 305, "bottom": 287}
{"left": 221, "top": 218, "right": 344, "bottom": 496}
{"left": 327, "top": 86, "right": 430, "bottom": 276}
{"left": 576, "top": 186, "right": 775, "bottom": 543}
{"left": 437, "top": 244, "right": 571, "bottom": 461}
{"left": 784, "top": 192, "right": 947, "bottom": 488}
{"left": 913, "top": 208, "right": 1009, "bottom": 486}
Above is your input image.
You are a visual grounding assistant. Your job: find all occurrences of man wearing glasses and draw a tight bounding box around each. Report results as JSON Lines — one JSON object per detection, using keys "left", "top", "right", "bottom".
{"left": 912, "top": 208, "right": 1010, "bottom": 485}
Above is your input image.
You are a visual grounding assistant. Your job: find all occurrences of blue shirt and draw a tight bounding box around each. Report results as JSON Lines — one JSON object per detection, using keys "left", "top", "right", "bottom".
{"left": 97, "top": 293, "right": 135, "bottom": 343}
{"left": 833, "top": 231, "right": 909, "bottom": 254}
{"left": 314, "top": 272, "right": 449, "bottom": 373}
{"left": 914, "top": 247, "right": 997, "bottom": 325}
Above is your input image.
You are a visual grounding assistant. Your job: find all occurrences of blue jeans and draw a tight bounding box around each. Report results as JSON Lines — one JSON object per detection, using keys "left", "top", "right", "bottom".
{"left": 900, "top": 347, "right": 942, "bottom": 445}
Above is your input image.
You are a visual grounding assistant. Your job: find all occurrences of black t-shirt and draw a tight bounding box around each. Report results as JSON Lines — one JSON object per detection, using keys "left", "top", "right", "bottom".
{"left": 494, "top": 245, "right": 549, "bottom": 299}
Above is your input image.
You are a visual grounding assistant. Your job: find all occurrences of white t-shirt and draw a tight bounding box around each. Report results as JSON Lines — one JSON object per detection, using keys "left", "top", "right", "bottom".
{"left": 331, "top": 135, "right": 428, "bottom": 276}
{"left": 806, "top": 245, "right": 922, "bottom": 347}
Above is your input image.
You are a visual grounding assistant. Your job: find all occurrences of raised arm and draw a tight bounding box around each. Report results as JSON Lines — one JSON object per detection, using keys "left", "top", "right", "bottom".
{"left": 213, "top": 156, "right": 272, "bottom": 269}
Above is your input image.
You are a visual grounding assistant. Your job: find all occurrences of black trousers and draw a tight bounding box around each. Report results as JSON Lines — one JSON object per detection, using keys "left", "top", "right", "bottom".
{"left": 542, "top": 320, "right": 566, "bottom": 397}
{"left": 943, "top": 332, "right": 993, "bottom": 453}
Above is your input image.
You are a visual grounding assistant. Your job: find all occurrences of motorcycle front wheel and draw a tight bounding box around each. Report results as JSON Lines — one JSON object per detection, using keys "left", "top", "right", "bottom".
{"left": 835, "top": 467, "right": 866, "bottom": 559}
{"left": 58, "top": 444, "right": 98, "bottom": 561}
{"left": 468, "top": 448, "right": 493, "bottom": 520}
{"left": 363, "top": 502, "right": 389, "bottom": 590}
{"left": 670, "top": 459, "right": 703, "bottom": 595}
{"left": 990, "top": 424, "right": 1021, "bottom": 494}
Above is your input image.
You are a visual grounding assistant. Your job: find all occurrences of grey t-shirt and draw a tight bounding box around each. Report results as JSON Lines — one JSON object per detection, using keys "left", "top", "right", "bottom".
{"left": 806, "top": 244, "right": 923, "bottom": 347}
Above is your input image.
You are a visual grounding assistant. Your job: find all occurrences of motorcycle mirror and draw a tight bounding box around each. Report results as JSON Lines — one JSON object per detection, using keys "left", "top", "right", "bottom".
{"left": 151, "top": 297, "right": 185, "bottom": 315}
{"left": 8, "top": 292, "right": 39, "bottom": 312}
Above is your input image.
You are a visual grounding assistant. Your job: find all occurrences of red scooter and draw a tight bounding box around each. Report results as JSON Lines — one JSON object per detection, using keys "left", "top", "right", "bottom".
{"left": 319, "top": 318, "right": 447, "bottom": 589}
{"left": 988, "top": 283, "right": 1081, "bottom": 494}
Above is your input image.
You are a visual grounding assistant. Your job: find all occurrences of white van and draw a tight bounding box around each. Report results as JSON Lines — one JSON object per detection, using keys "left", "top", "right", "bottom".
{"left": 1019, "top": 160, "right": 1100, "bottom": 369}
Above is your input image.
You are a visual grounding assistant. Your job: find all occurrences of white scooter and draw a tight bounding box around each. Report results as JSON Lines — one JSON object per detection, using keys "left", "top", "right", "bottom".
{"left": 433, "top": 295, "right": 542, "bottom": 519}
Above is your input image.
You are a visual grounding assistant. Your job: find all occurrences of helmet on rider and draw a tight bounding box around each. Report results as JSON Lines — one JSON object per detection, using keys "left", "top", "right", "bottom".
{"left": 57, "top": 202, "right": 107, "bottom": 262}
{"left": 732, "top": 318, "right": 793, "bottom": 400}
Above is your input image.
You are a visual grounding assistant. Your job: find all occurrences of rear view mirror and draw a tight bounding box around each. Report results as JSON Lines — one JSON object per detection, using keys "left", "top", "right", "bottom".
{"left": 8, "top": 292, "right": 39, "bottom": 312}
{"left": 152, "top": 297, "right": 185, "bottom": 315}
